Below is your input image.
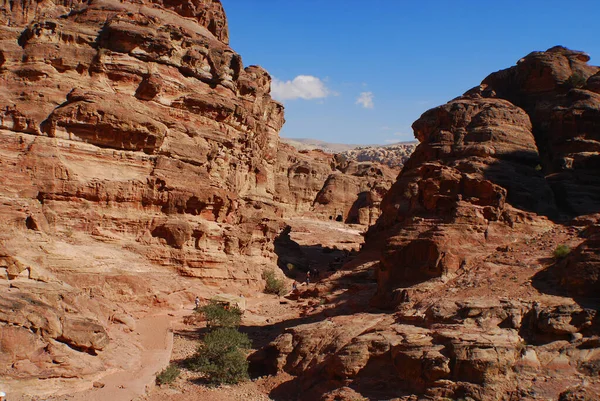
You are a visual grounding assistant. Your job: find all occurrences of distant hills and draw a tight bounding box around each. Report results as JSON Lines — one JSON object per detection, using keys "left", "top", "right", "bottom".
{"left": 281, "top": 137, "right": 418, "bottom": 169}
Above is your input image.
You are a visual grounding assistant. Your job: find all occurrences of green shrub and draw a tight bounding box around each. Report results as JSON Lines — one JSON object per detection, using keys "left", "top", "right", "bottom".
{"left": 198, "top": 300, "right": 242, "bottom": 328}
{"left": 156, "top": 363, "right": 180, "bottom": 385}
{"left": 554, "top": 244, "right": 571, "bottom": 259}
{"left": 566, "top": 73, "right": 587, "bottom": 88}
{"left": 262, "top": 269, "right": 286, "bottom": 296}
{"left": 189, "top": 327, "right": 251, "bottom": 385}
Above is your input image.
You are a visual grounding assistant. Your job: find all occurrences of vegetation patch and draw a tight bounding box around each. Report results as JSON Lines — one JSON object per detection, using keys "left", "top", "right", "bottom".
{"left": 188, "top": 327, "right": 251, "bottom": 385}
{"left": 156, "top": 363, "right": 180, "bottom": 385}
{"left": 198, "top": 300, "right": 243, "bottom": 328}
{"left": 553, "top": 244, "right": 571, "bottom": 259}
{"left": 262, "top": 269, "right": 286, "bottom": 296}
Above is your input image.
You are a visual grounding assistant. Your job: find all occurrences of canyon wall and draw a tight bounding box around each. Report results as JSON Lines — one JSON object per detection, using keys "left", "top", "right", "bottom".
{"left": 370, "top": 46, "right": 600, "bottom": 303}
{"left": 258, "top": 47, "right": 600, "bottom": 401}
{"left": 0, "top": 0, "right": 397, "bottom": 385}
{"left": 0, "top": 0, "right": 287, "bottom": 383}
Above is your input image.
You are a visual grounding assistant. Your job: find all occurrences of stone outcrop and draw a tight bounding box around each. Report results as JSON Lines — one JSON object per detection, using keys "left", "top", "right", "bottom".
{"left": 258, "top": 295, "right": 600, "bottom": 401}
{"left": 369, "top": 46, "right": 600, "bottom": 303}
{"left": 369, "top": 95, "right": 555, "bottom": 302}
{"left": 0, "top": 0, "right": 288, "bottom": 383}
{"left": 482, "top": 46, "right": 600, "bottom": 215}
{"left": 257, "top": 47, "right": 600, "bottom": 401}
{"left": 275, "top": 144, "right": 398, "bottom": 225}
{"left": 0, "top": 0, "right": 399, "bottom": 387}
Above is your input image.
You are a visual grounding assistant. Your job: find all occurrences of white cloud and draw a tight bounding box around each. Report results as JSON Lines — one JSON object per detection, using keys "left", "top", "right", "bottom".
{"left": 271, "top": 75, "right": 330, "bottom": 101}
{"left": 355, "top": 92, "right": 374, "bottom": 109}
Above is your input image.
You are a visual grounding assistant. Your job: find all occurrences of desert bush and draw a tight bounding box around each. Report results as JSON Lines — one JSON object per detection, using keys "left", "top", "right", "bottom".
{"left": 189, "top": 327, "right": 251, "bottom": 385}
{"left": 554, "top": 244, "right": 571, "bottom": 259}
{"left": 156, "top": 363, "right": 180, "bottom": 385}
{"left": 262, "top": 269, "right": 286, "bottom": 296}
{"left": 566, "top": 73, "right": 587, "bottom": 88}
{"left": 198, "top": 300, "right": 242, "bottom": 328}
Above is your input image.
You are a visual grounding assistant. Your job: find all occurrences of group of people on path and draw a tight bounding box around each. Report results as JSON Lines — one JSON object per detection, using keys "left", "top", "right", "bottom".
{"left": 292, "top": 266, "right": 320, "bottom": 292}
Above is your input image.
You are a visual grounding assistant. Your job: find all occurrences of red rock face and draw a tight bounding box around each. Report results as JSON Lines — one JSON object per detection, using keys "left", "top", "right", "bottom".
{"left": 368, "top": 47, "right": 600, "bottom": 304}
{"left": 255, "top": 47, "right": 600, "bottom": 401}
{"left": 0, "top": 0, "right": 397, "bottom": 385}
{"left": 0, "top": 0, "right": 288, "bottom": 381}
{"left": 368, "top": 96, "right": 555, "bottom": 304}
{"left": 275, "top": 144, "right": 398, "bottom": 225}
{"left": 483, "top": 46, "right": 600, "bottom": 215}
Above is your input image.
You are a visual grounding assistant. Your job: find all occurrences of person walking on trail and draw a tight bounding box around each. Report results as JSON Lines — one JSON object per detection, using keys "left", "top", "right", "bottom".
{"left": 292, "top": 281, "right": 298, "bottom": 292}
{"left": 194, "top": 296, "right": 200, "bottom": 309}
{"left": 306, "top": 270, "right": 311, "bottom": 284}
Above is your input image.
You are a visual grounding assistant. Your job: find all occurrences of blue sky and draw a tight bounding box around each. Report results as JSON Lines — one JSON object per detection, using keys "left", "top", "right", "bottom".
{"left": 223, "top": 0, "right": 599, "bottom": 145}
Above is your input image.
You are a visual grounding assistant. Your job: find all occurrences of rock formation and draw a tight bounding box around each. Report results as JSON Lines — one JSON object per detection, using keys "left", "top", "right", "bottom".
{"left": 338, "top": 141, "right": 417, "bottom": 169}
{"left": 371, "top": 45, "right": 600, "bottom": 304}
{"left": 0, "top": 0, "right": 398, "bottom": 390}
{"left": 0, "top": 0, "right": 290, "bottom": 384}
{"left": 257, "top": 47, "right": 600, "bottom": 401}
{"left": 275, "top": 143, "right": 398, "bottom": 225}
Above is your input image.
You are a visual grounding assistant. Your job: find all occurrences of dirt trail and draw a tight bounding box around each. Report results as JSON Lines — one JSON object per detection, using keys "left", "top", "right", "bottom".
{"left": 69, "top": 314, "right": 174, "bottom": 401}
{"left": 23, "top": 313, "right": 179, "bottom": 401}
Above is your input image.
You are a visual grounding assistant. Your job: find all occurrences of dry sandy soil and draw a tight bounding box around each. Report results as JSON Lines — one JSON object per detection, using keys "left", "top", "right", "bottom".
{"left": 5, "top": 218, "right": 366, "bottom": 401}
{"left": 140, "top": 218, "right": 369, "bottom": 401}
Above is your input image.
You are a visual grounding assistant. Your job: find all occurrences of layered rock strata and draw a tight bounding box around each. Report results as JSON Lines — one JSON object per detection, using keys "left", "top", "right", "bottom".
{"left": 258, "top": 47, "right": 600, "bottom": 401}
{"left": 275, "top": 144, "right": 398, "bottom": 225}
{"left": 0, "top": 0, "right": 287, "bottom": 383}
{"left": 0, "top": 0, "right": 398, "bottom": 387}
{"left": 371, "top": 46, "right": 600, "bottom": 302}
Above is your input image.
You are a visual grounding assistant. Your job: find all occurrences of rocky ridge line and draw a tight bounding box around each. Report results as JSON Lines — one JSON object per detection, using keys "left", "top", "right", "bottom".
{"left": 256, "top": 47, "right": 600, "bottom": 401}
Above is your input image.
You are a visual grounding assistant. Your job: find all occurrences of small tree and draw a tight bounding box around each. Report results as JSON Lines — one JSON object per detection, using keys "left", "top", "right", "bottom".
{"left": 189, "top": 327, "right": 251, "bottom": 385}
{"left": 263, "top": 269, "right": 286, "bottom": 296}
{"left": 198, "top": 300, "right": 242, "bottom": 328}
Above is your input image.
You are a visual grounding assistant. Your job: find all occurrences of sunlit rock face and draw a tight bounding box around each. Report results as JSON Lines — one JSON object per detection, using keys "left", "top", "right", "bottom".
{"left": 256, "top": 48, "right": 600, "bottom": 401}
{"left": 0, "top": 0, "right": 400, "bottom": 386}
{"left": 0, "top": 0, "right": 289, "bottom": 382}
{"left": 369, "top": 46, "right": 600, "bottom": 303}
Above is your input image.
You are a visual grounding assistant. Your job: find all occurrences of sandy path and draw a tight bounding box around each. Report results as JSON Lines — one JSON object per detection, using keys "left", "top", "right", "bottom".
{"left": 68, "top": 314, "right": 173, "bottom": 401}
{"left": 25, "top": 313, "right": 179, "bottom": 401}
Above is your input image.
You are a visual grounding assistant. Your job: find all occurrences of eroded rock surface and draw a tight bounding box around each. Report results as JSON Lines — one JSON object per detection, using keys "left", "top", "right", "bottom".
{"left": 257, "top": 47, "right": 600, "bottom": 401}
{"left": 0, "top": 0, "right": 397, "bottom": 391}
{"left": 275, "top": 143, "right": 398, "bottom": 224}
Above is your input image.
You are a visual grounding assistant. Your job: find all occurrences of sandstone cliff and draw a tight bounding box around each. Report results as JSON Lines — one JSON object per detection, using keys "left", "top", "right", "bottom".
{"left": 0, "top": 0, "right": 399, "bottom": 389}
{"left": 0, "top": 0, "right": 289, "bottom": 384}
{"left": 257, "top": 47, "right": 600, "bottom": 401}
{"left": 275, "top": 143, "right": 398, "bottom": 225}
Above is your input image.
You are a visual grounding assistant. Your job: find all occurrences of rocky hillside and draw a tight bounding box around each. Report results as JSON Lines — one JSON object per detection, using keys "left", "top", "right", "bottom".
{"left": 276, "top": 143, "right": 398, "bottom": 225}
{"left": 0, "top": 0, "right": 396, "bottom": 391}
{"left": 257, "top": 47, "right": 600, "bottom": 400}
{"left": 338, "top": 141, "right": 417, "bottom": 169}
